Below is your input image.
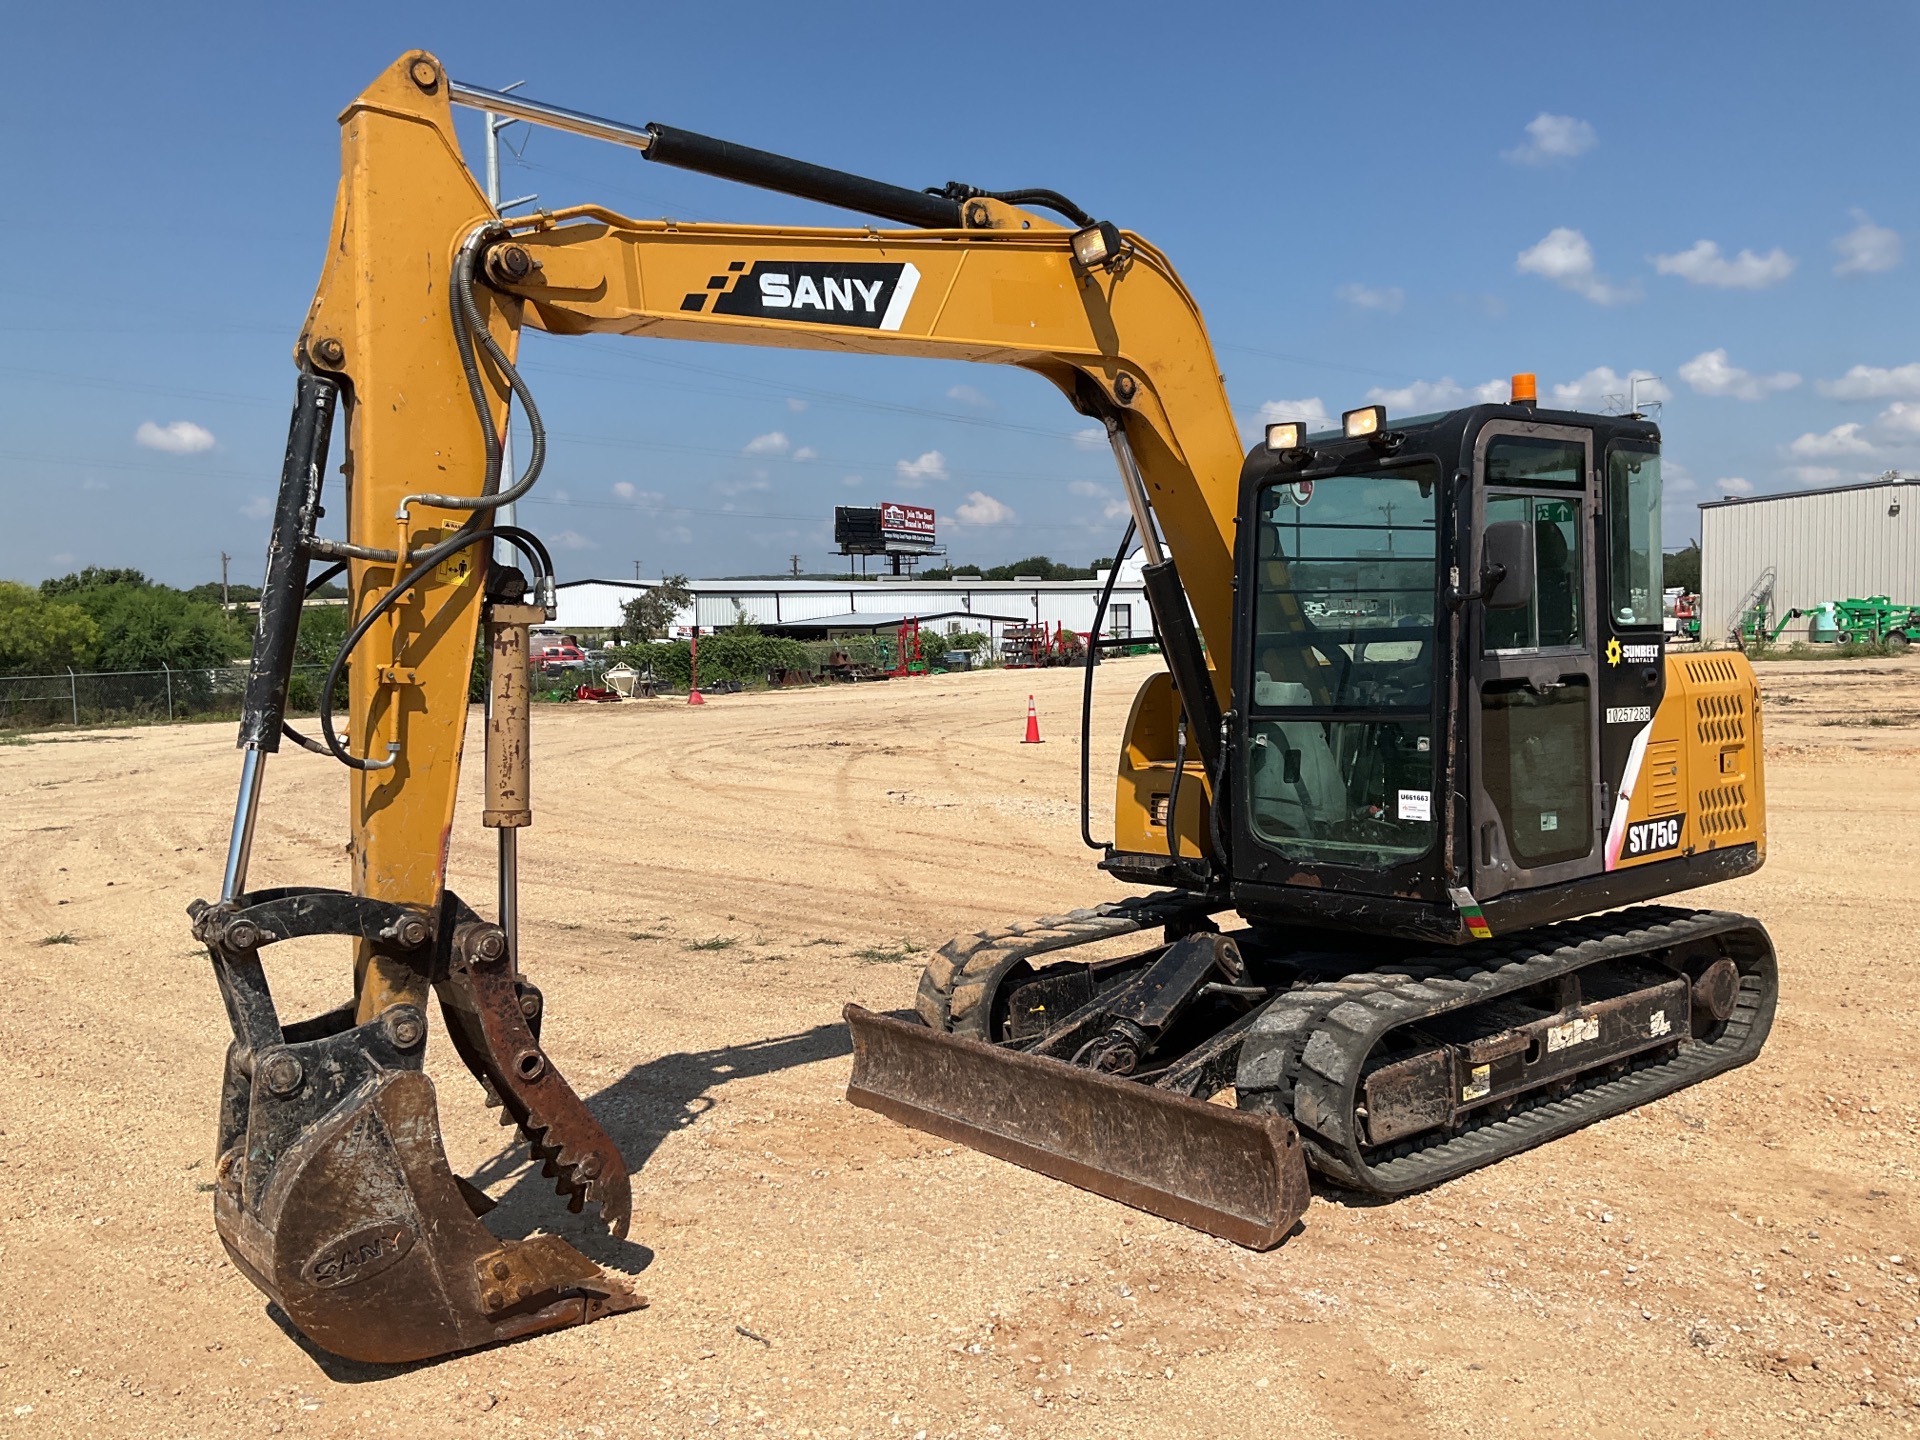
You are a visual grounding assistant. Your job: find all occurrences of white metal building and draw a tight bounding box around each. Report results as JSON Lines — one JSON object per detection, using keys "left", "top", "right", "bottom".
{"left": 1700, "top": 475, "right": 1919, "bottom": 642}
{"left": 548, "top": 556, "right": 1152, "bottom": 649}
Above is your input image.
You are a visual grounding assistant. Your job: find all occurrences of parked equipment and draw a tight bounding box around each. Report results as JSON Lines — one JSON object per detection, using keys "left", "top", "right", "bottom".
{"left": 197, "top": 52, "right": 1777, "bottom": 1367}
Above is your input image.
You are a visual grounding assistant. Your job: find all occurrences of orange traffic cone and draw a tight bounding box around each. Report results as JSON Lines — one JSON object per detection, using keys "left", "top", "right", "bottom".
{"left": 1022, "top": 695, "right": 1043, "bottom": 743}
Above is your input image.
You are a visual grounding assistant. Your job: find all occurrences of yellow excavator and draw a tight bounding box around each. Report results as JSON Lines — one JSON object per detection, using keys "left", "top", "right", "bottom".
{"left": 193, "top": 51, "right": 1776, "bottom": 1364}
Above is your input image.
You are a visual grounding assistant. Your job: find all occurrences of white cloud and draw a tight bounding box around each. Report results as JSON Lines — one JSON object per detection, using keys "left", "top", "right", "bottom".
{"left": 1816, "top": 362, "right": 1920, "bottom": 401}
{"left": 136, "top": 420, "right": 216, "bottom": 454}
{"left": 660, "top": 525, "right": 693, "bottom": 545}
{"left": 1715, "top": 477, "right": 1754, "bottom": 496}
{"left": 1516, "top": 228, "right": 1635, "bottom": 304}
{"left": 1677, "top": 349, "right": 1800, "bottom": 401}
{"left": 1336, "top": 283, "right": 1404, "bottom": 313}
{"left": 1072, "top": 425, "right": 1108, "bottom": 452}
{"left": 82, "top": 478, "right": 108, "bottom": 492}
{"left": 1103, "top": 499, "right": 1131, "bottom": 521}
{"left": 1504, "top": 113, "right": 1597, "bottom": 166}
{"left": 1788, "top": 422, "right": 1875, "bottom": 458}
{"left": 1258, "top": 397, "right": 1333, "bottom": 430}
{"left": 954, "top": 491, "right": 1014, "bottom": 525}
{"left": 1549, "top": 367, "right": 1670, "bottom": 412}
{"left": 841, "top": 473, "right": 863, "bottom": 487}
{"left": 1364, "top": 378, "right": 1506, "bottom": 412}
{"left": 1651, "top": 239, "right": 1795, "bottom": 290}
{"left": 786, "top": 398, "right": 809, "bottom": 414}
{"left": 714, "top": 477, "right": 772, "bottom": 496}
{"left": 792, "top": 446, "right": 818, "bottom": 462}
{"left": 1834, "top": 210, "right": 1901, "bottom": 276}
{"left": 1879, "top": 401, "right": 1920, "bottom": 440}
{"left": 1790, "top": 465, "right": 1845, "bottom": 485}
{"left": 239, "top": 496, "right": 272, "bottom": 520}
{"left": 895, "top": 450, "right": 948, "bottom": 486}
{"left": 743, "top": 430, "right": 790, "bottom": 456}
{"left": 946, "top": 384, "right": 991, "bottom": 408}
{"left": 612, "top": 481, "right": 635, "bottom": 500}
{"left": 1068, "top": 479, "right": 1108, "bottom": 497}
{"left": 549, "top": 529, "right": 598, "bottom": 550}
{"left": 613, "top": 482, "right": 666, "bottom": 506}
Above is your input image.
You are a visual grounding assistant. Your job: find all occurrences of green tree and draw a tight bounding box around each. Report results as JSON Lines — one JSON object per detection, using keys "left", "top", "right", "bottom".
{"left": 619, "top": 575, "right": 692, "bottom": 640}
{"left": 0, "top": 583, "right": 100, "bottom": 674}
{"left": 40, "top": 567, "right": 148, "bottom": 597}
{"left": 65, "top": 583, "right": 248, "bottom": 671}
{"left": 1665, "top": 543, "right": 1701, "bottom": 593}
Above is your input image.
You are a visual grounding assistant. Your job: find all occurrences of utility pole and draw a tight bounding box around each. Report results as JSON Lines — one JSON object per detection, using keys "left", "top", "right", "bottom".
{"left": 483, "top": 86, "right": 537, "bottom": 570}
{"left": 790, "top": 553, "right": 802, "bottom": 578}
{"left": 220, "top": 552, "right": 231, "bottom": 613}
{"left": 635, "top": 559, "right": 643, "bottom": 581}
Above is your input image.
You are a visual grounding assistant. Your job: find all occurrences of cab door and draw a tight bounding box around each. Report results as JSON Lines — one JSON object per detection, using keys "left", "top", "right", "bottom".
{"left": 1467, "top": 422, "right": 1605, "bottom": 900}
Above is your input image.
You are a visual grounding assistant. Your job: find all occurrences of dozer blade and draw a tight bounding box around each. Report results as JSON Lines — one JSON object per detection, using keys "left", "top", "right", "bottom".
{"left": 844, "top": 1005, "right": 1310, "bottom": 1250}
{"left": 214, "top": 1066, "right": 642, "bottom": 1366}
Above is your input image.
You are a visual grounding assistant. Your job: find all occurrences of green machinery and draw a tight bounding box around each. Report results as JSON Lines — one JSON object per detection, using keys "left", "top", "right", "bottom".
{"left": 1741, "top": 595, "right": 1920, "bottom": 651}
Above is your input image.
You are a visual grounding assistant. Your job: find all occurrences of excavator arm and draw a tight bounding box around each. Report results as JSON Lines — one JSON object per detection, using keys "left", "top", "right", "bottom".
{"left": 196, "top": 50, "right": 1288, "bottom": 1366}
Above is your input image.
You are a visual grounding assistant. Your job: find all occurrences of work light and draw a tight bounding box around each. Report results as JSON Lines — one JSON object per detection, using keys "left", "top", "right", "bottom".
{"left": 1342, "top": 405, "right": 1386, "bottom": 439}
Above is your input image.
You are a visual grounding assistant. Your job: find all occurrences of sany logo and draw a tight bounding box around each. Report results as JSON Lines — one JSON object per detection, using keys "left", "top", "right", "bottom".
{"left": 684, "top": 261, "right": 921, "bottom": 332}
{"left": 758, "top": 272, "right": 886, "bottom": 312}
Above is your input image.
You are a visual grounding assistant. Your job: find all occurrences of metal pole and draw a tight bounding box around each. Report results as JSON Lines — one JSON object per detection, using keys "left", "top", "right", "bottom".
{"left": 67, "top": 667, "right": 77, "bottom": 726}
{"left": 221, "top": 749, "right": 267, "bottom": 902}
{"left": 163, "top": 662, "right": 173, "bottom": 721}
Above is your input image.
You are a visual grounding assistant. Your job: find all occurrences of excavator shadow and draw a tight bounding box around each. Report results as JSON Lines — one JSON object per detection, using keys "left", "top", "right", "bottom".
{"left": 467, "top": 1022, "right": 854, "bottom": 1267}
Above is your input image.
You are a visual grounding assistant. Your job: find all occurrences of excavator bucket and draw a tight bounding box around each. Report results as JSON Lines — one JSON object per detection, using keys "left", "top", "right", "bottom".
{"left": 844, "top": 1006, "right": 1310, "bottom": 1249}
{"left": 194, "top": 890, "right": 642, "bottom": 1365}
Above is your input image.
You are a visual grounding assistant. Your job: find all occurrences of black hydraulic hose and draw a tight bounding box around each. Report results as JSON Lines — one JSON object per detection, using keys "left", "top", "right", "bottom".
{"left": 406, "top": 234, "right": 547, "bottom": 516}
{"left": 975, "top": 188, "right": 1095, "bottom": 228}
{"left": 927, "top": 182, "right": 1096, "bottom": 229}
{"left": 1080, "top": 518, "right": 1137, "bottom": 850}
{"left": 313, "top": 526, "right": 555, "bottom": 771}
{"left": 278, "top": 562, "right": 347, "bottom": 755}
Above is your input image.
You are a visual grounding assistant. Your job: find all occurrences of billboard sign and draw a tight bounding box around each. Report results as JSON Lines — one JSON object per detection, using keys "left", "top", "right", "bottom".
{"left": 880, "top": 502, "right": 936, "bottom": 549}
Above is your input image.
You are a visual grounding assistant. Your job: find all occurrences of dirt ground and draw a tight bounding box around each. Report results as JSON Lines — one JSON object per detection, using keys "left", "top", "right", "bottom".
{"left": 2, "top": 652, "right": 1917, "bottom": 1438}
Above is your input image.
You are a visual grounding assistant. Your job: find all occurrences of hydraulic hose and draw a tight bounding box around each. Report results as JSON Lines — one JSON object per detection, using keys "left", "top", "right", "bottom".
{"left": 316, "top": 526, "right": 555, "bottom": 771}
{"left": 398, "top": 229, "right": 547, "bottom": 519}
{"left": 1080, "top": 518, "right": 1136, "bottom": 850}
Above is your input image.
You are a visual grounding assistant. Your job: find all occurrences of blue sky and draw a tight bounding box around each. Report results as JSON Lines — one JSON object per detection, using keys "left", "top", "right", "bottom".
{"left": 4, "top": 1, "right": 1914, "bottom": 587}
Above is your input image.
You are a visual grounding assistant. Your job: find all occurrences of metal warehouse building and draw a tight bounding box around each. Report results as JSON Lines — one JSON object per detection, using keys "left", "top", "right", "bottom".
{"left": 1700, "top": 474, "right": 1919, "bottom": 643}
{"left": 547, "top": 556, "right": 1151, "bottom": 649}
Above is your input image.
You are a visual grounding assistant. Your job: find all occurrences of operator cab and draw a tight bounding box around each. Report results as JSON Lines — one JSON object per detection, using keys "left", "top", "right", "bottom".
{"left": 1206, "top": 384, "right": 1725, "bottom": 944}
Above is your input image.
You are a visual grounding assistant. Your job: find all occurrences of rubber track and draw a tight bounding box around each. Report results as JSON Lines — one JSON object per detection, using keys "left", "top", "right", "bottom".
{"left": 914, "top": 890, "right": 1222, "bottom": 1038}
{"left": 1241, "top": 905, "right": 1777, "bottom": 1195}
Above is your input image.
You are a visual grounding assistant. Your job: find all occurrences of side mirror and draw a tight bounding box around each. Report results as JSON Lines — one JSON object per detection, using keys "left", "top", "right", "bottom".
{"left": 1482, "top": 520, "right": 1535, "bottom": 611}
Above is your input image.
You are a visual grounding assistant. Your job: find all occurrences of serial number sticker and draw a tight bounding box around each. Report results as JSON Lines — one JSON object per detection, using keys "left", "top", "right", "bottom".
{"left": 1540, "top": 810, "right": 1559, "bottom": 833}
{"left": 1397, "top": 789, "right": 1431, "bottom": 821}
{"left": 1462, "top": 1064, "right": 1491, "bottom": 1102}
{"left": 1546, "top": 1016, "right": 1600, "bottom": 1053}
{"left": 1605, "top": 705, "right": 1653, "bottom": 724}
{"left": 1650, "top": 1009, "right": 1671, "bottom": 1038}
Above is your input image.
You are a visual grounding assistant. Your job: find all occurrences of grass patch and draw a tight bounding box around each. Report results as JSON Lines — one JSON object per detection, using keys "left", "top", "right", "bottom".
{"left": 806, "top": 937, "right": 845, "bottom": 947}
{"left": 627, "top": 930, "right": 666, "bottom": 942}
{"left": 1819, "top": 715, "right": 1916, "bottom": 728}
{"left": 685, "top": 935, "right": 739, "bottom": 952}
{"left": 852, "top": 940, "right": 923, "bottom": 965}
{"left": 38, "top": 933, "right": 75, "bottom": 946}
{"left": 1745, "top": 639, "right": 1912, "bottom": 662}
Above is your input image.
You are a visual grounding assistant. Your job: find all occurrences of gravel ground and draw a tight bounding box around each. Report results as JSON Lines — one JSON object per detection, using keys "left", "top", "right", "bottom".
{"left": 1, "top": 653, "right": 1916, "bottom": 1438}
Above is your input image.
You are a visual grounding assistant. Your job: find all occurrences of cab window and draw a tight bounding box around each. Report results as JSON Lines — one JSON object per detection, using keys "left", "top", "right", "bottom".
{"left": 1608, "top": 449, "right": 1663, "bottom": 627}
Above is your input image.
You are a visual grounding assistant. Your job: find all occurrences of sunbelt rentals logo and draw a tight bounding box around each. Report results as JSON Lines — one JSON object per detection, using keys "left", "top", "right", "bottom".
{"left": 681, "top": 260, "right": 920, "bottom": 331}
{"left": 1606, "top": 637, "right": 1662, "bottom": 667}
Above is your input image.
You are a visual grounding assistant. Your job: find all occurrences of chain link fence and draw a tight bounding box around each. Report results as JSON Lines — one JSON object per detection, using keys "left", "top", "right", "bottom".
{"left": 0, "top": 665, "right": 337, "bottom": 732}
